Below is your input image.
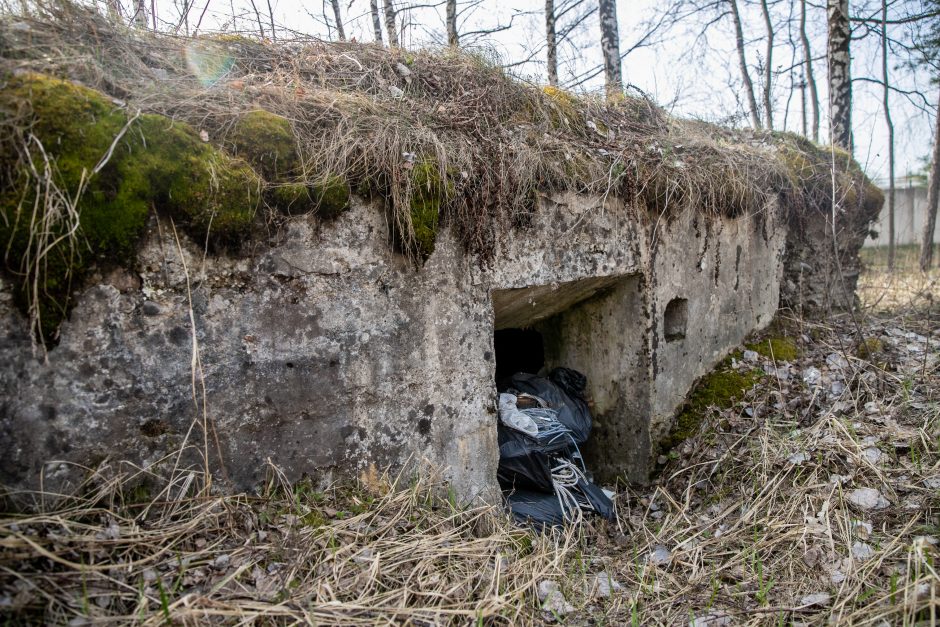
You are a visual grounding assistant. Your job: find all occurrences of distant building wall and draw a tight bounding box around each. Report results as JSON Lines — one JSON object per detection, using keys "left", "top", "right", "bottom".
{"left": 866, "top": 184, "right": 933, "bottom": 247}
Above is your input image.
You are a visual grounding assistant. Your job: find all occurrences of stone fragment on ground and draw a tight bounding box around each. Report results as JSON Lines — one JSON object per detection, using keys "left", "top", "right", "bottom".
{"left": 538, "top": 580, "right": 574, "bottom": 616}
{"left": 846, "top": 487, "right": 889, "bottom": 511}
{"left": 799, "top": 592, "right": 832, "bottom": 607}
{"left": 586, "top": 571, "right": 622, "bottom": 598}
{"left": 647, "top": 545, "right": 671, "bottom": 566}
{"left": 852, "top": 541, "right": 875, "bottom": 560}
{"left": 689, "top": 612, "right": 732, "bottom": 626}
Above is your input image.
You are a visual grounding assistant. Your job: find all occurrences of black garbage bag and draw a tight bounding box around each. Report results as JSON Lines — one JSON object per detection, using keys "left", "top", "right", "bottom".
{"left": 496, "top": 423, "right": 570, "bottom": 493}
{"left": 507, "top": 371, "right": 592, "bottom": 444}
{"left": 506, "top": 489, "right": 567, "bottom": 528}
{"left": 575, "top": 479, "right": 615, "bottom": 521}
{"left": 549, "top": 367, "right": 588, "bottom": 402}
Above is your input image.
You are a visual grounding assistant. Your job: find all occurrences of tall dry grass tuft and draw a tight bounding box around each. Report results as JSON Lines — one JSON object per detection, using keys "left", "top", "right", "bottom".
{"left": 0, "top": 453, "right": 583, "bottom": 624}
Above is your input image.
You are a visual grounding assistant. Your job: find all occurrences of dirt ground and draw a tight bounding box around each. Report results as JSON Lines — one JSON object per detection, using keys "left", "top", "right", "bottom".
{"left": 1, "top": 248, "right": 938, "bottom": 626}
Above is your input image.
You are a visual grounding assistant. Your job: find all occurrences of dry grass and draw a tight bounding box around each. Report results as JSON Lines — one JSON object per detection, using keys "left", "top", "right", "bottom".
{"left": 0, "top": 0, "right": 875, "bottom": 264}
{"left": 859, "top": 245, "right": 940, "bottom": 313}
{"left": 1, "top": 458, "right": 581, "bottom": 624}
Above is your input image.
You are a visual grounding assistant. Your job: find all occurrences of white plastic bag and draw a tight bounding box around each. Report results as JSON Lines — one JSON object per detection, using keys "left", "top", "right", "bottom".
{"left": 498, "top": 393, "right": 538, "bottom": 437}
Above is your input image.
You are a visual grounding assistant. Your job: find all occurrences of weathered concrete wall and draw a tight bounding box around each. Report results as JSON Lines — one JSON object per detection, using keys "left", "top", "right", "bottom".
{"left": 0, "top": 190, "right": 870, "bottom": 501}
{"left": 865, "top": 185, "right": 933, "bottom": 248}
{"left": 648, "top": 207, "right": 787, "bottom": 447}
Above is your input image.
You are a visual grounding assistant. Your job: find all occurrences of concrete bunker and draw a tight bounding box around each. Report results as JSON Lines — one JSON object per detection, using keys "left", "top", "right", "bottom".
{"left": 491, "top": 274, "right": 650, "bottom": 484}
{"left": 0, "top": 18, "right": 885, "bottom": 503}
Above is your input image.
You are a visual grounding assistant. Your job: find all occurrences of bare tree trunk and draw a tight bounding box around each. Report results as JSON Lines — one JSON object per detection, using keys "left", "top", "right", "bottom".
{"left": 919, "top": 86, "right": 940, "bottom": 271}
{"left": 266, "top": 0, "right": 275, "bottom": 40}
{"left": 827, "top": 0, "right": 852, "bottom": 151}
{"left": 105, "top": 0, "right": 122, "bottom": 22}
{"left": 371, "top": 0, "right": 383, "bottom": 43}
{"left": 248, "top": 0, "right": 265, "bottom": 37}
{"left": 800, "top": 71, "right": 808, "bottom": 136}
{"left": 384, "top": 0, "right": 399, "bottom": 47}
{"left": 729, "top": 0, "right": 762, "bottom": 129}
{"left": 331, "top": 0, "right": 346, "bottom": 40}
{"left": 881, "top": 0, "right": 895, "bottom": 270}
{"left": 546, "top": 0, "right": 558, "bottom": 85}
{"left": 446, "top": 0, "right": 458, "bottom": 46}
{"left": 760, "top": 0, "right": 774, "bottom": 129}
{"left": 598, "top": 0, "right": 622, "bottom": 98}
{"left": 132, "top": 0, "right": 149, "bottom": 27}
{"left": 800, "top": 0, "right": 820, "bottom": 141}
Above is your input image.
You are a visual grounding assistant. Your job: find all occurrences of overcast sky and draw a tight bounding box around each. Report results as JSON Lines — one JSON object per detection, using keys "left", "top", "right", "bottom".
{"left": 152, "top": 0, "right": 936, "bottom": 184}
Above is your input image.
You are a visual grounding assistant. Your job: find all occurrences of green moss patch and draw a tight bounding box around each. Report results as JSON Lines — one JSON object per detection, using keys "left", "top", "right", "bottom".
{"left": 228, "top": 110, "right": 350, "bottom": 217}
{"left": 856, "top": 337, "right": 885, "bottom": 359}
{"left": 662, "top": 360, "right": 764, "bottom": 451}
{"left": 229, "top": 110, "right": 299, "bottom": 181}
{"left": 312, "top": 175, "right": 351, "bottom": 219}
{"left": 0, "top": 73, "right": 260, "bottom": 342}
{"left": 745, "top": 337, "right": 800, "bottom": 362}
{"left": 406, "top": 160, "right": 454, "bottom": 260}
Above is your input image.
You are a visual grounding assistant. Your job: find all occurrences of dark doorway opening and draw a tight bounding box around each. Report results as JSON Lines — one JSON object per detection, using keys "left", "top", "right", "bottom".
{"left": 490, "top": 274, "right": 650, "bottom": 483}
{"left": 493, "top": 328, "right": 544, "bottom": 389}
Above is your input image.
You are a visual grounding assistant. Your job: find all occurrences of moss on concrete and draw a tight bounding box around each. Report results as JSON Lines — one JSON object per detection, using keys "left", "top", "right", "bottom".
{"left": 663, "top": 359, "right": 763, "bottom": 451}
{"left": 227, "top": 110, "right": 351, "bottom": 218}
{"left": 0, "top": 73, "right": 260, "bottom": 341}
{"left": 312, "top": 175, "right": 351, "bottom": 219}
{"left": 229, "top": 110, "right": 299, "bottom": 181}
{"left": 268, "top": 182, "right": 312, "bottom": 213}
{"left": 408, "top": 160, "right": 454, "bottom": 259}
{"left": 745, "top": 337, "right": 800, "bottom": 361}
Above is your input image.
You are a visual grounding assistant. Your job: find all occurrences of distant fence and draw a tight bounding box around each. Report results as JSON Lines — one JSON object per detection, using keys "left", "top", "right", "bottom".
{"left": 865, "top": 183, "right": 936, "bottom": 248}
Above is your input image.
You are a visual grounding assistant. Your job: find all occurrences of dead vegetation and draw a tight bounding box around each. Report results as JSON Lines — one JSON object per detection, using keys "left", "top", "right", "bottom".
{"left": 0, "top": 1, "right": 881, "bottom": 343}
{"left": 0, "top": 459, "right": 581, "bottom": 624}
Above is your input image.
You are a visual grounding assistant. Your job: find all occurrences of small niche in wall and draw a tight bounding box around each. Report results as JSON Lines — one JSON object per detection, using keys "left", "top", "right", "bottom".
{"left": 664, "top": 297, "right": 688, "bottom": 342}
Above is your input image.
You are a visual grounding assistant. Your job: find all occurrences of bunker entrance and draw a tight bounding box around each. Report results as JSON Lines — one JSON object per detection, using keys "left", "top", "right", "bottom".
{"left": 493, "top": 328, "right": 545, "bottom": 388}
{"left": 490, "top": 274, "right": 651, "bottom": 524}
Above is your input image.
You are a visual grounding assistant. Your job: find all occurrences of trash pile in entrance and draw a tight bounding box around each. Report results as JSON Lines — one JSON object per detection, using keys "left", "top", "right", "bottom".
{"left": 497, "top": 368, "right": 615, "bottom": 527}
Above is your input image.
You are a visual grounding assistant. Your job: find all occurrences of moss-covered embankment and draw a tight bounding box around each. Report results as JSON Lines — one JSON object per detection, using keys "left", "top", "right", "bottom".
{"left": 0, "top": 73, "right": 352, "bottom": 342}
{"left": 661, "top": 335, "right": 801, "bottom": 452}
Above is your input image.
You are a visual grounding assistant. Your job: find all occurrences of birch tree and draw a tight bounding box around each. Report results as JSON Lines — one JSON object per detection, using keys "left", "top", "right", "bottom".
{"left": 729, "top": 0, "right": 762, "bottom": 129}
{"left": 384, "top": 0, "right": 399, "bottom": 47}
{"left": 546, "top": 0, "right": 559, "bottom": 85}
{"left": 827, "top": 0, "right": 853, "bottom": 151}
{"left": 598, "top": 0, "right": 622, "bottom": 97}
{"left": 131, "top": 0, "right": 148, "bottom": 27}
{"left": 330, "top": 0, "right": 346, "bottom": 40}
{"left": 446, "top": 0, "right": 458, "bottom": 45}
{"left": 800, "top": 0, "right": 820, "bottom": 140}
{"left": 371, "top": 0, "right": 384, "bottom": 43}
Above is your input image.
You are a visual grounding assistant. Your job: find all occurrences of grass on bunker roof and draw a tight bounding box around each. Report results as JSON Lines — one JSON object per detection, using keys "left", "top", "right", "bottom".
{"left": 0, "top": 0, "right": 883, "bottom": 346}
{"left": 1, "top": 253, "right": 939, "bottom": 625}
{"left": 0, "top": 0, "right": 878, "bottom": 268}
